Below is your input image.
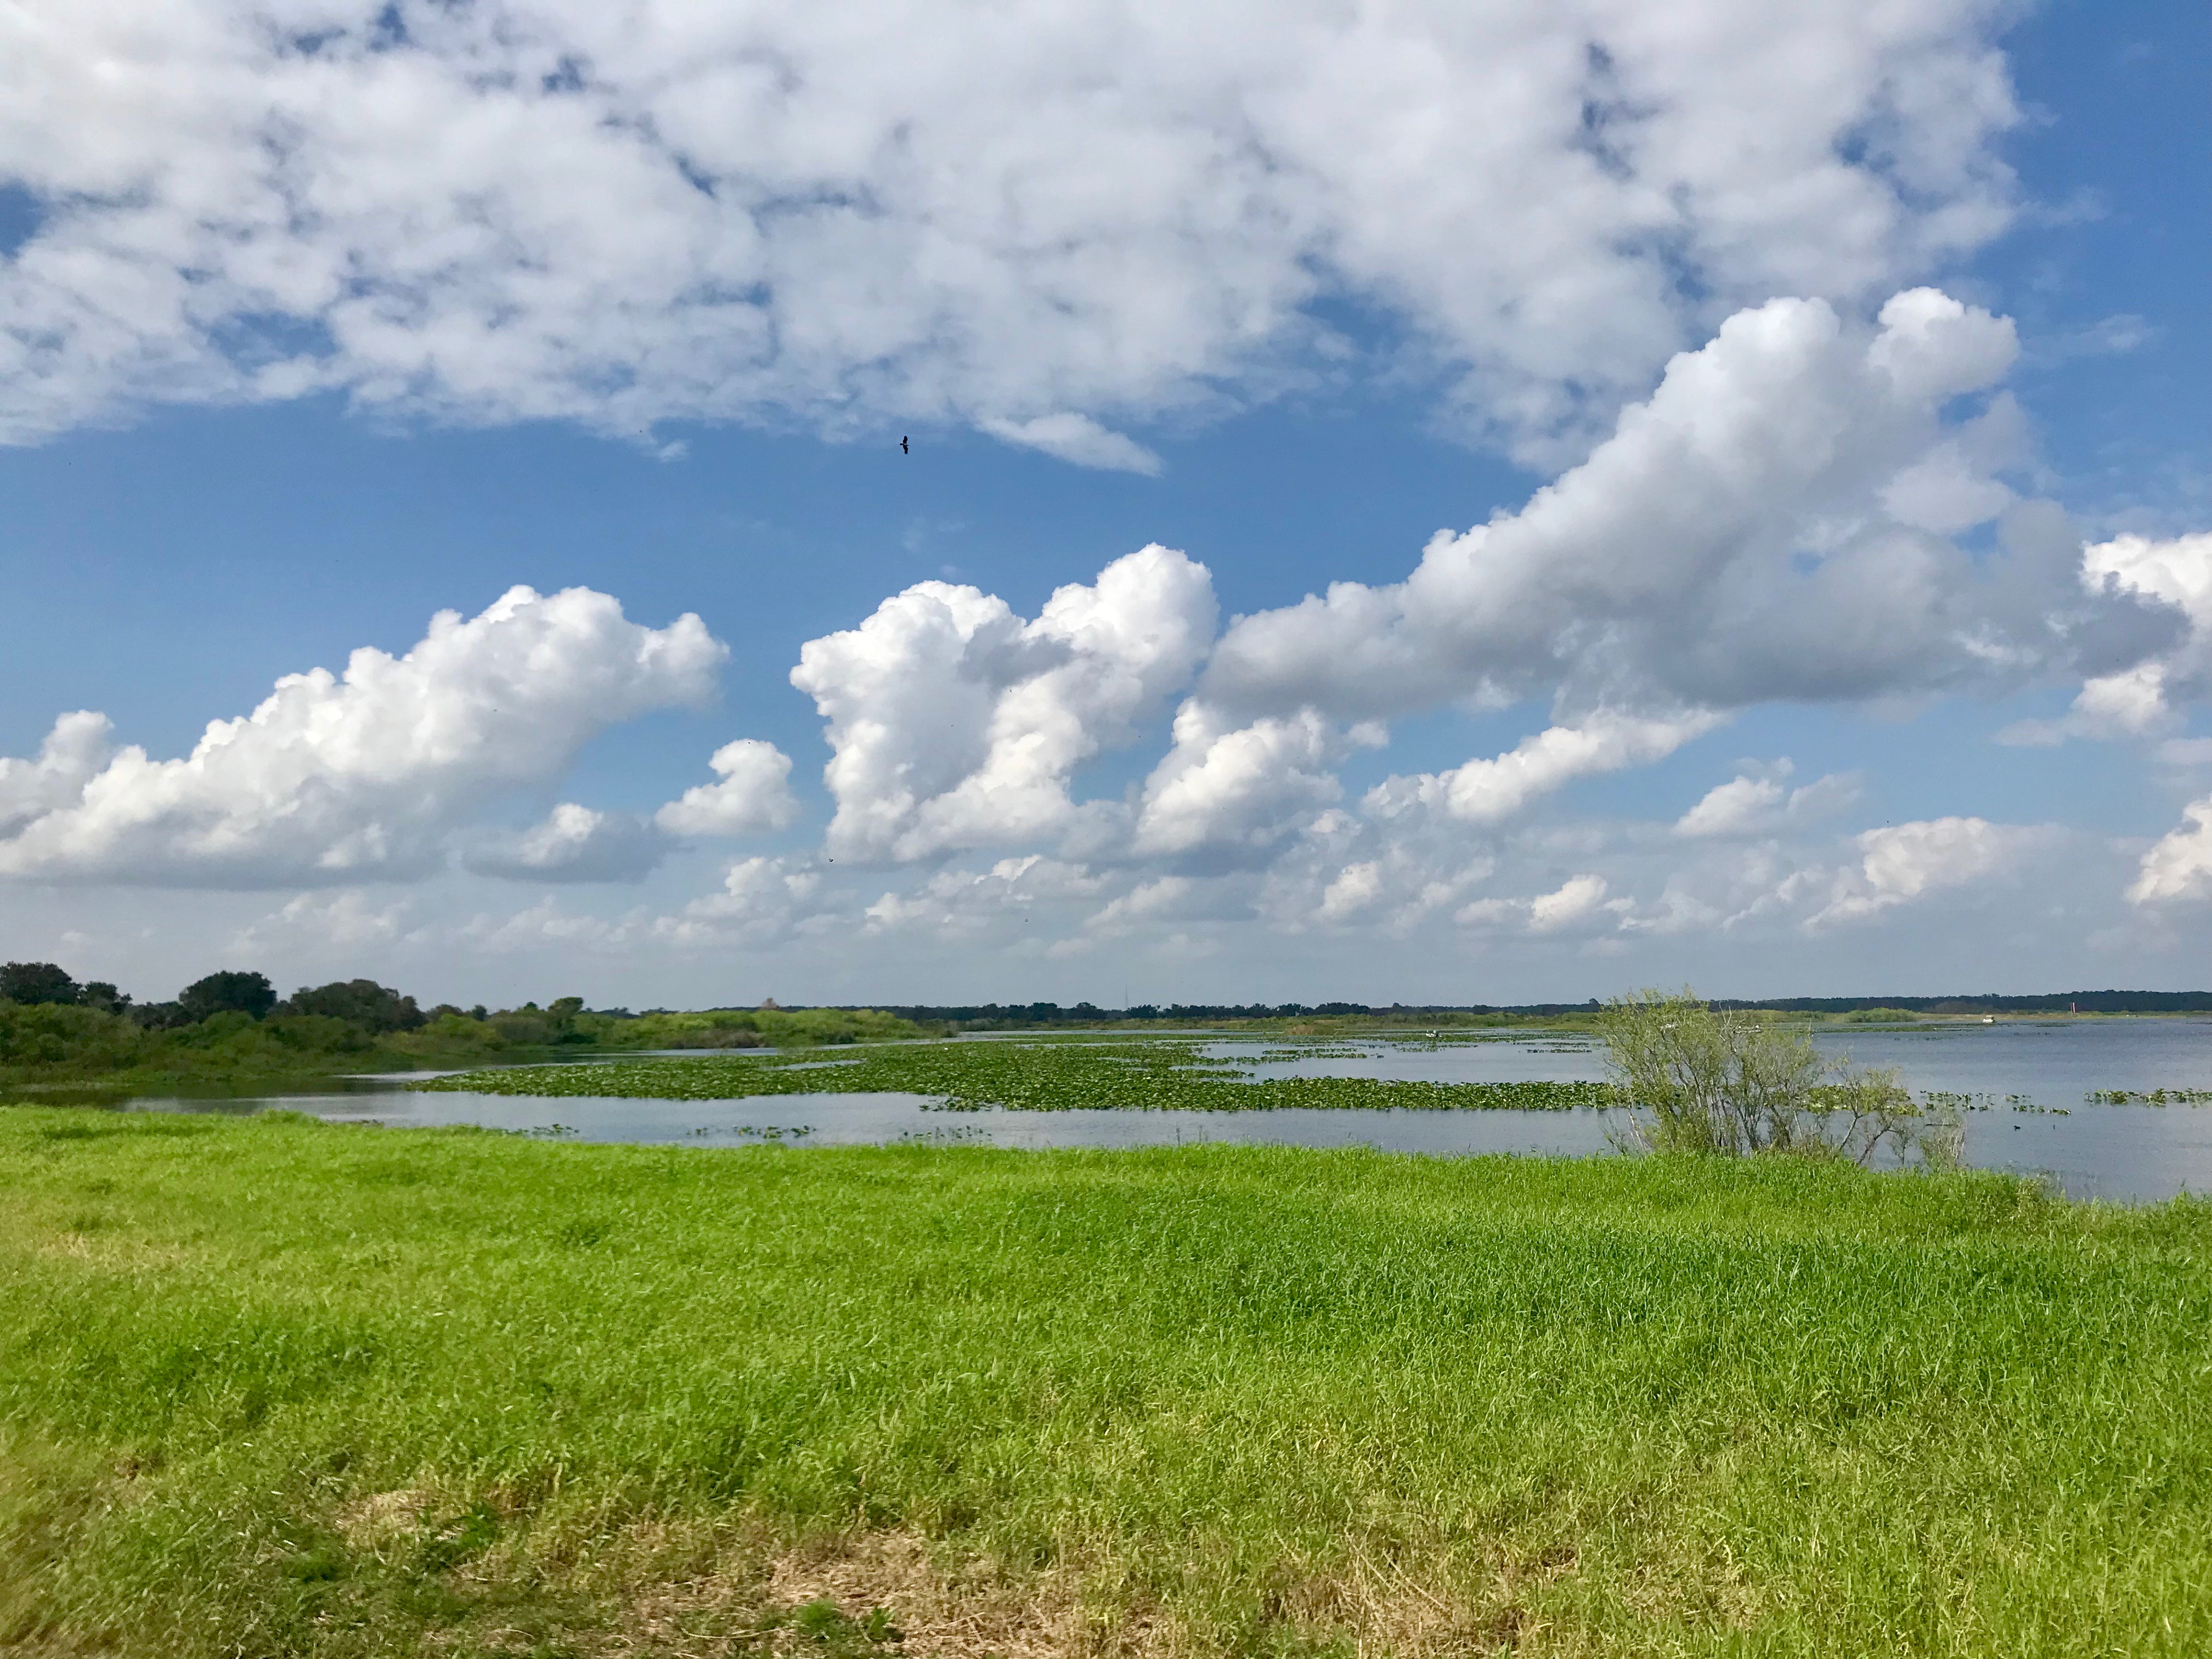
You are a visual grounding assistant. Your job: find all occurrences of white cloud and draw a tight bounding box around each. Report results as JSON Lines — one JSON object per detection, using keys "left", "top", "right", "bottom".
{"left": 793, "top": 545, "right": 1216, "bottom": 863}
{"left": 1675, "top": 763, "right": 1862, "bottom": 837}
{"left": 1197, "top": 291, "right": 2160, "bottom": 729}
{"left": 0, "top": 2, "right": 2022, "bottom": 458}
{"left": 1131, "top": 707, "right": 1378, "bottom": 860}
{"left": 1128, "top": 289, "right": 2172, "bottom": 883}
{"left": 0, "top": 710, "right": 114, "bottom": 834}
{"left": 654, "top": 740, "right": 802, "bottom": 838}
{"left": 2128, "top": 798, "right": 2212, "bottom": 907}
{"left": 979, "top": 414, "right": 1162, "bottom": 476}
{"left": 234, "top": 890, "right": 420, "bottom": 955}
{"left": 1810, "top": 816, "right": 2051, "bottom": 926}
{"left": 464, "top": 803, "right": 663, "bottom": 883}
{"left": 1368, "top": 710, "right": 1725, "bottom": 827}
{"left": 1528, "top": 874, "right": 1615, "bottom": 934}
{"left": 1455, "top": 872, "right": 1620, "bottom": 936}
{"left": 2000, "top": 532, "right": 2212, "bottom": 746}
{"left": 653, "top": 857, "right": 825, "bottom": 946}
{"left": 0, "top": 586, "right": 724, "bottom": 885}
{"left": 864, "top": 855, "right": 1108, "bottom": 935}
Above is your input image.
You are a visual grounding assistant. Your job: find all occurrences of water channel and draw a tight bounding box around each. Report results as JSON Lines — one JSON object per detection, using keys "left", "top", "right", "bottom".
{"left": 124, "top": 1018, "right": 2212, "bottom": 1203}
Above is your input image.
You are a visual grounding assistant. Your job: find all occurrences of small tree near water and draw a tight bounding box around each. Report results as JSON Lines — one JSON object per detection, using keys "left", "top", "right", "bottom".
{"left": 1601, "top": 988, "right": 1961, "bottom": 1167}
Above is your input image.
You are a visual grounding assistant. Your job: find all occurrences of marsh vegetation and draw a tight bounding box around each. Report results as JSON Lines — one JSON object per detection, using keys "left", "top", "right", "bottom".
{"left": 416, "top": 1040, "right": 1615, "bottom": 1112}
{"left": 0, "top": 960, "right": 931, "bottom": 1094}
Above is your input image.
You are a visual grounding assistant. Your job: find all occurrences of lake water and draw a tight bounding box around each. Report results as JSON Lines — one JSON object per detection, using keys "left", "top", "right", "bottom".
{"left": 128, "top": 1019, "right": 2212, "bottom": 1204}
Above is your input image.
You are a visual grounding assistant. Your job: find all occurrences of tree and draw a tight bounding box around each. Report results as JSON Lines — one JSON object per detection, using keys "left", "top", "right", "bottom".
{"left": 178, "top": 970, "right": 276, "bottom": 1023}
{"left": 79, "top": 981, "right": 132, "bottom": 1015}
{"left": 1601, "top": 988, "right": 1960, "bottom": 1167}
{"left": 281, "top": 979, "right": 425, "bottom": 1034}
{"left": 0, "top": 962, "right": 78, "bottom": 1005}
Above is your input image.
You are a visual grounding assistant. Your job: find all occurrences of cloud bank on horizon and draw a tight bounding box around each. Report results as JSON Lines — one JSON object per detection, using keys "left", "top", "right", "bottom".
{"left": 1, "top": 0, "right": 2207, "bottom": 996}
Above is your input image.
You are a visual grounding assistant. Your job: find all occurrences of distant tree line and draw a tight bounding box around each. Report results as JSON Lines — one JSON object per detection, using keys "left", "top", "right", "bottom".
{"left": 1704, "top": 990, "right": 2212, "bottom": 1015}
{"left": 9, "top": 960, "right": 2207, "bottom": 1042}
{"left": 864, "top": 1001, "right": 1451, "bottom": 1026}
{"left": 847, "top": 990, "right": 2212, "bottom": 1025}
{"left": 0, "top": 961, "right": 442, "bottom": 1031}
{"left": 1, "top": 963, "right": 928, "bottom": 1082}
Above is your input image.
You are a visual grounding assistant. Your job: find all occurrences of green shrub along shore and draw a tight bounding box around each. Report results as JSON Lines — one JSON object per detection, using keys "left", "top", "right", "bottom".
{"left": 0, "top": 960, "right": 932, "bottom": 1094}
{"left": 4, "top": 1108, "right": 2209, "bottom": 1657}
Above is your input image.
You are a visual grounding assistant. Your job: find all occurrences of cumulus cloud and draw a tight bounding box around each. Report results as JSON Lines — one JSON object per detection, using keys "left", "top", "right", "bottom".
{"left": 463, "top": 738, "right": 800, "bottom": 882}
{"left": 464, "top": 803, "right": 664, "bottom": 883}
{"left": 793, "top": 545, "right": 1215, "bottom": 863}
{"left": 1675, "top": 762, "right": 1863, "bottom": 838}
{"left": 1456, "top": 873, "right": 1621, "bottom": 936}
{"left": 0, "top": 2, "right": 2021, "bottom": 456}
{"left": 1368, "top": 710, "right": 1725, "bottom": 827}
{"left": 234, "top": 889, "right": 420, "bottom": 955}
{"left": 655, "top": 740, "right": 802, "bottom": 838}
{"left": 1808, "top": 816, "right": 2052, "bottom": 927}
{"left": 0, "top": 586, "right": 724, "bottom": 885}
{"left": 1132, "top": 707, "right": 1380, "bottom": 861}
{"left": 864, "top": 855, "right": 1108, "bottom": 935}
{"left": 654, "top": 857, "right": 825, "bottom": 946}
{"left": 1197, "top": 291, "right": 2162, "bottom": 729}
{"left": 2000, "top": 532, "right": 2212, "bottom": 746}
{"left": 2128, "top": 799, "right": 2212, "bottom": 907}
{"left": 1111, "top": 289, "right": 2167, "bottom": 868}
{"left": 0, "top": 710, "right": 114, "bottom": 834}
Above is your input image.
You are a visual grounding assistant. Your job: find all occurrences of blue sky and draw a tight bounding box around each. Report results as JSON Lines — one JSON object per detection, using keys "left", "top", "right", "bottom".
{"left": 0, "top": 0, "right": 2207, "bottom": 1009}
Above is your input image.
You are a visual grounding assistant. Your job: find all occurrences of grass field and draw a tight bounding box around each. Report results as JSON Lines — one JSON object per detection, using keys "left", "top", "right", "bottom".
{"left": 3, "top": 1107, "right": 2209, "bottom": 1657}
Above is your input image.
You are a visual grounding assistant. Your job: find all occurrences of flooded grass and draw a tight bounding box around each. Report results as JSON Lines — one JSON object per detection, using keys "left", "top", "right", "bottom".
{"left": 3, "top": 1107, "right": 2210, "bottom": 1656}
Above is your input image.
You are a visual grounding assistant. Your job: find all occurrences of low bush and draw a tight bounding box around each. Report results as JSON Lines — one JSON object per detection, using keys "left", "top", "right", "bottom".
{"left": 1602, "top": 988, "right": 1961, "bottom": 1165}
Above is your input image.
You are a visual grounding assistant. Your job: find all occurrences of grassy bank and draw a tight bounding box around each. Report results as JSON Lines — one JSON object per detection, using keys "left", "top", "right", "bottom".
{"left": 3, "top": 1109, "right": 2208, "bottom": 1657}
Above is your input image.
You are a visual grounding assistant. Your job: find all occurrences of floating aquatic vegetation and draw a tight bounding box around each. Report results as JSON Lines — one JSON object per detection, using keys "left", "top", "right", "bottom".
{"left": 415, "top": 1041, "right": 1617, "bottom": 1112}
{"left": 1245, "top": 1045, "right": 1372, "bottom": 1063}
{"left": 2085, "top": 1088, "right": 2212, "bottom": 1105}
{"left": 1917, "top": 1091, "right": 2050, "bottom": 1113}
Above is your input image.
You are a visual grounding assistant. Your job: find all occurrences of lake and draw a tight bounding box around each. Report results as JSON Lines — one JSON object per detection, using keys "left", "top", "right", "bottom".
{"left": 133, "top": 1018, "right": 2212, "bottom": 1203}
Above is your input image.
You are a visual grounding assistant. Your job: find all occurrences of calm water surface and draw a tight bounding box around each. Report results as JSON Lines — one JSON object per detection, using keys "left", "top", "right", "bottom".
{"left": 132, "top": 1019, "right": 2212, "bottom": 1203}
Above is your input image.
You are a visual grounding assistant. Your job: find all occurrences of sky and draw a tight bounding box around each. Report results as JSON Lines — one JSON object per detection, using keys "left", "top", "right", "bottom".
{"left": 0, "top": 0, "right": 2207, "bottom": 1011}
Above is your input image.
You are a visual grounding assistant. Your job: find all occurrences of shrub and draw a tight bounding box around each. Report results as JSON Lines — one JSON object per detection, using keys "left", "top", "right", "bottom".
{"left": 262, "top": 1013, "right": 374, "bottom": 1053}
{"left": 0, "top": 1002, "right": 142, "bottom": 1072}
{"left": 1602, "top": 989, "right": 1960, "bottom": 1167}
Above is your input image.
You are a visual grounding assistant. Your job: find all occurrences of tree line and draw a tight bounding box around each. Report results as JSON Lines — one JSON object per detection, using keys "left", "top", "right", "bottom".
{"left": 0, "top": 961, "right": 460, "bottom": 1035}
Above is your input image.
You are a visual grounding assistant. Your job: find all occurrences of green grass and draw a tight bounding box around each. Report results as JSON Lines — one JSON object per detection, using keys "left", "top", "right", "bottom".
{"left": 415, "top": 1042, "right": 1616, "bottom": 1111}
{"left": 4, "top": 1110, "right": 2209, "bottom": 1656}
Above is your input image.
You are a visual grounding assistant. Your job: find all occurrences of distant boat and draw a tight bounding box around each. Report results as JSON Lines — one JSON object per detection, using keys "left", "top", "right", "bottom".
{"left": 1982, "top": 1015, "right": 1995, "bottom": 1024}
